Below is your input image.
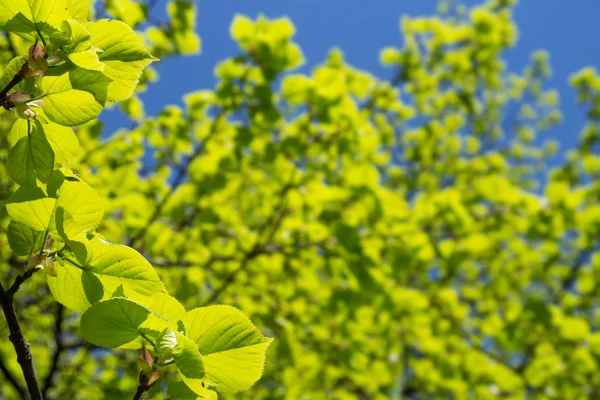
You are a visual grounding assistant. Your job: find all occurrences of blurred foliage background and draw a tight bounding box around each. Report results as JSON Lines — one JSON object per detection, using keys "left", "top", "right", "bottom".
{"left": 1, "top": 0, "right": 600, "bottom": 398}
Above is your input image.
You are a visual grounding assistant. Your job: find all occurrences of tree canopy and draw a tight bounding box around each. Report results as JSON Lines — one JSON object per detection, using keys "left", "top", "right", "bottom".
{"left": 0, "top": 0, "right": 599, "bottom": 399}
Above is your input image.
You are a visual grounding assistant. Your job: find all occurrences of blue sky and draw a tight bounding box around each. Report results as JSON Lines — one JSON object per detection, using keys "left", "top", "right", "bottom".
{"left": 104, "top": 0, "right": 600, "bottom": 158}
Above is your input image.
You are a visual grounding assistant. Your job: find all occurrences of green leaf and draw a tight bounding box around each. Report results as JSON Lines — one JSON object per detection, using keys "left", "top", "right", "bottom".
{"left": 6, "top": 186, "right": 56, "bottom": 232}
{"left": 80, "top": 297, "right": 175, "bottom": 349}
{"left": 40, "top": 65, "right": 110, "bottom": 126}
{"left": 6, "top": 169, "right": 103, "bottom": 238}
{"left": 7, "top": 220, "right": 43, "bottom": 256}
{"left": 156, "top": 328, "right": 178, "bottom": 356}
{"left": 0, "top": 55, "right": 27, "bottom": 90}
{"left": 7, "top": 128, "right": 55, "bottom": 186}
{"left": 168, "top": 380, "right": 217, "bottom": 400}
{"left": 49, "top": 170, "right": 104, "bottom": 232}
{"left": 8, "top": 118, "right": 79, "bottom": 167}
{"left": 184, "top": 305, "right": 272, "bottom": 393}
{"left": 48, "top": 236, "right": 166, "bottom": 313}
{"left": 147, "top": 293, "right": 187, "bottom": 326}
{"left": 168, "top": 1, "right": 201, "bottom": 55}
{"left": 59, "top": 20, "right": 104, "bottom": 71}
{"left": 55, "top": 206, "right": 92, "bottom": 264}
{"left": 68, "top": 50, "right": 104, "bottom": 72}
{"left": 174, "top": 331, "right": 207, "bottom": 394}
{"left": 84, "top": 20, "right": 157, "bottom": 102}
{"left": 67, "top": 0, "right": 89, "bottom": 22}
{"left": 39, "top": 120, "right": 79, "bottom": 166}
{"left": 0, "top": 0, "right": 71, "bottom": 39}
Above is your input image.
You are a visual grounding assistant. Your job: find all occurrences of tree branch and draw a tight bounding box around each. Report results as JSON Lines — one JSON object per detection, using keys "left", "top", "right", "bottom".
{"left": 8, "top": 267, "right": 40, "bottom": 296}
{"left": 0, "top": 279, "right": 43, "bottom": 400}
{"left": 132, "top": 384, "right": 146, "bottom": 400}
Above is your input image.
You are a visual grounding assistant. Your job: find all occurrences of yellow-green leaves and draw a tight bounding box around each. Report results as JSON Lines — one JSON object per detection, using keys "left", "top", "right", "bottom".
{"left": 48, "top": 237, "right": 165, "bottom": 313}
{"left": 57, "top": 19, "right": 104, "bottom": 71}
{"left": 230, "top": 15, "right": 303, "bottom": 80}
{"left": 85, "top": 20, "right": 157, "bottom": 102}
{"left": 80, "top": 297, "right": 175, "bottom": 348}
{"left": 168, "top": 1, "right": 201, "bottom": 55}
{"left": 80, "top": 298, "right": 271, "bottom": 396}
{"left": 185, "top": 306, "right": 272, "bottom": 393}
{"left": 0, "top": 4, "right": 279, "bottom": 399}
{"left": 9, "top": 118, "right": 78, "bottom": 166}
{"left": 5, "top": 186, "right": 56, "bottom": 231}
{"left": 173, "top": 331, "right": 206, "bottom": 390}
{"left": 0, "top": 0, "right": 70, "bottom": 39}
{"left": 5, "top": 169, "right": 103, "bottom": 238}
{"left": 7, "top": 122, "right": 54, "bottom": 186}
{"left": 6, "top": 220, "right": 43, "bottom": 256}
{"left": 40, "top": 66, "right": 109, "bottom": 126}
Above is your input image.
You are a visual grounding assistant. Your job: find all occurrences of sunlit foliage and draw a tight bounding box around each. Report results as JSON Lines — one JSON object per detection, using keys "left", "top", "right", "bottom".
{"left": 0, "top": 0, "right": 599, "bottom": 399}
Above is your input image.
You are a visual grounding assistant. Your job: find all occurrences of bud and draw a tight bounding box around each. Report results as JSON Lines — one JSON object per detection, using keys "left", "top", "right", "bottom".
{"left": 29, "top": 254, "right": 43, "bottom": 270}
{"left": 21, "top": 43, "right": 48, "bottom": 79}
{"left": 140, "top": 370, "right": 161, "bottom": 389}
{"left": 15, "top": 103, "right": 38, "bottom": 120}
{"left": 43, "top": 259, "right": 57, "bottom": 277}
{"left": 3, "top": 91, "right": 31, "bottom": 109}
{"left": 44, "top": 235, "right": 54, "bottom": 251}
{"left": 46, "top": 55, "right": 63, "bottom": 67}
{"left": 136, "top": 348, "right": 154, "bottom": 374}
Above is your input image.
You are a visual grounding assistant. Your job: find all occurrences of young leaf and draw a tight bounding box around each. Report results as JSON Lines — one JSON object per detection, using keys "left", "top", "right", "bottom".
{"left": 67, "top": 0, "right": 90, "bottom": 22}
{"left": 80, "top": 297, "right": 175, "bottom": 348}
{"left": 0, "top": 55, "right": 27, "bottom": 90}
{"left": 148, "top": 293, "right": 187, "bottom": 326}
{"left": 7, "top": 131, "right": 54, "bottom": 186}
{"left": 47, "top": 236, "right": 166, "bottom": 313}
{"left": 40, "top": 65, "right": 111, "bottom": 126}
{"left": 0, "top": 0, "right": 70, "bottom": 39}
{"left": 55, "top": 206, "right": 92, "bottom": 264}
{"left": 6, "top": 186, "right": 56, "bottom": 232}
{"left": 58, "top": 20, "right": 104, "bottom": 71}
{"left": 84, "top": 19, "right": 157, "bottom": 102}
{"left": 7, "top": 220, "right": 43, "bottom": 256}
{"left": 48, "top": 170, "right": 104, "bottom": 232}
{"left": 8, "top": 118, "right": 78, "bottom": 167}
{"left": 184, "top": 306, "right": 272, "bottom": 393}
{"left": 168, "top": 380, "right": 217, "bottom": 400}
{"left": 173, "top": 331, "right": 206, "bottom": 395}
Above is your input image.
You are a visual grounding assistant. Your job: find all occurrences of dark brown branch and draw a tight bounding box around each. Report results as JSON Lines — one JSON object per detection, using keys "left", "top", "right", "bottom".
{"left": 42, "top": 304, "right": 65, "bottom": 397}
{"left": 8, "top": 268, "right": 40, "bottom": 296}
{"left": 0, "top": 74, "right": 23, "bottom": 100}
{"left": 132, "top": 384, "right": 146, "bottom": 400}
{"left": 0, "top": 280, "right": 43, "bottom": 400}
{"left": 0, "top": 352, "right": 27, "bottom": 398}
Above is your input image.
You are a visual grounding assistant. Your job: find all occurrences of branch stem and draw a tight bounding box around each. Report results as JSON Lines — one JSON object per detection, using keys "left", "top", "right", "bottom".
{"left": 0, "top": 281, "right": 43, "bottom": 400}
